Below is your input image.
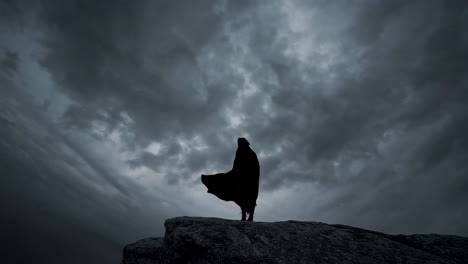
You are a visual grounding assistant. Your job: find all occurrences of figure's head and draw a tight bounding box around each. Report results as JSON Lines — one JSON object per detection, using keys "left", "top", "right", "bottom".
{"left": 237, "top": 137, "right": 250, "bottom": 147}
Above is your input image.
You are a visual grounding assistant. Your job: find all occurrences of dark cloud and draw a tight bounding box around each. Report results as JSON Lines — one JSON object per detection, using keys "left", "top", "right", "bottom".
{"left": 1, "top": 50, "right": 19, "bottom": 75}
{"left": 0, "top": 77, "right": 178, "bottom": 264}
{"left": 38, "top": 0, "right": 236, "bottom": 147}
{"left": 1, "top": 0, "right": 468, "bottom": 263}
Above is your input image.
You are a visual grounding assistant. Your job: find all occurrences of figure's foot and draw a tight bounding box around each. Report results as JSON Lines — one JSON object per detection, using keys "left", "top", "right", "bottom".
{"left": 247, "top": 207, "right": 256, "bottom": 222}
{"left": 247, "top": 211, "right": 254, "bottom": 221}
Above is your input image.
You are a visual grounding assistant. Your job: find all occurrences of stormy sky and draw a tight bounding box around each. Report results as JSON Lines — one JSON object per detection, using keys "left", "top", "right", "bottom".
{"left": 1, "top": 0, "right": 467, "bottom": 263}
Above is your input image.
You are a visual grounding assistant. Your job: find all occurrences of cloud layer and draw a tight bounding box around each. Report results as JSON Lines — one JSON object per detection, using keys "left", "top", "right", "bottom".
{"left": 1, "top": 0, "right": 467, "bottom": 263}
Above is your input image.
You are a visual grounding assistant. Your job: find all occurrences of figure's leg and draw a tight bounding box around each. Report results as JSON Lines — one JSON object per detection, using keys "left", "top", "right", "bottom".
{"left": 247, "top": 205, "right": 255, "bottom": 221}
{"left": 241, "top": 207, "right": 246, "bottom": 221}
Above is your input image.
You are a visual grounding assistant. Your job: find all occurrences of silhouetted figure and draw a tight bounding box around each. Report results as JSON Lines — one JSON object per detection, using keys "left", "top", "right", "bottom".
{"left": 201, "top": 138, "right": 260, "bottom": 221}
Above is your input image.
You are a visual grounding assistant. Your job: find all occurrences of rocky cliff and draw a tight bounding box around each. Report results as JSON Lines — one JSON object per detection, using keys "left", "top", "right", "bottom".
{"left": 121, "top": 217, "right": 468, "bottom": 264}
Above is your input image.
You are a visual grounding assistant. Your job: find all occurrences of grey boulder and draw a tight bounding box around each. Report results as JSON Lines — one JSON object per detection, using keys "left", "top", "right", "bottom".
{"left": 121, "top": 217, "right": 468, "bottom": 264}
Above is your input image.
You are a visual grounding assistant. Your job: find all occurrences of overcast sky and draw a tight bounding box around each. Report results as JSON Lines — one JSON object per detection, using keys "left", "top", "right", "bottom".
{"left": 1, "top": 0, "right": 468, "bottom": 263}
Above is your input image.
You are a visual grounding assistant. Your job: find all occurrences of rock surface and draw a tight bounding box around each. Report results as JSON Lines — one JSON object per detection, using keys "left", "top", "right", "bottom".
{"left": 121, "top": 217, "right": 468, "bottom": 264}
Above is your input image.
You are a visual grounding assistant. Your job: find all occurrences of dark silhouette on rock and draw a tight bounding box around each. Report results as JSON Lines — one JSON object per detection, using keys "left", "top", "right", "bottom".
{"left": 201, "top": 137, "right": 260, "bottom": 221}
{"left": 121, "top": 217, "right": 468, "bottom": 264}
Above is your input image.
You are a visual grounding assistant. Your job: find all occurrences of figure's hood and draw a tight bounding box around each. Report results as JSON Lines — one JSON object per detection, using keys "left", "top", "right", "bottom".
{"left": 237, "top": 137, "right": 250, "bottom": 147}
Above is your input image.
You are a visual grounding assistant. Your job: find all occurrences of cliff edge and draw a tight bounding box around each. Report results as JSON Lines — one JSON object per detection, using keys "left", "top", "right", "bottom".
{"left": 121, "top": 217, "right": 468, "bottom": 264}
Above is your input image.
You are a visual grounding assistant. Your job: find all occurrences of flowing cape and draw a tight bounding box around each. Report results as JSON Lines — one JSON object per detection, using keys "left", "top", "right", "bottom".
{"left": 201, "top": 142, "right": 259, "bottom": 208}
{"left": 201, "top": 171, "right": 240, "bottom": 202}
